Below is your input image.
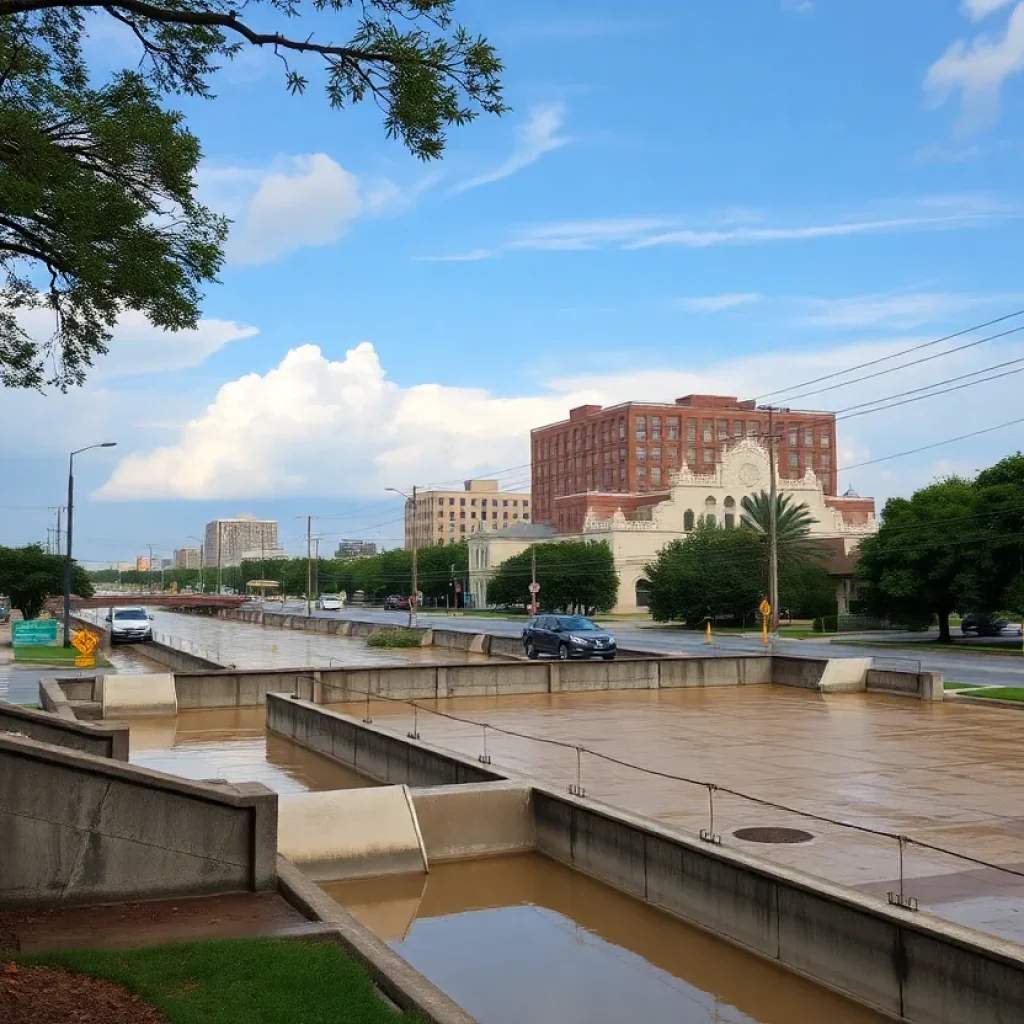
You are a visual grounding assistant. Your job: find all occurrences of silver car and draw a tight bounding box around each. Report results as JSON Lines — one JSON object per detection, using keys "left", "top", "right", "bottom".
{"left": 106, "top": 606, "right": 154, "bottom": 643}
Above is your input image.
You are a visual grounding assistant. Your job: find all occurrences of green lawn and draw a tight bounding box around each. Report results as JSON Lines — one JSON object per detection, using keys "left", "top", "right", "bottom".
{"left": 20, "top": 938, "right": 421, "bottom": 1024}
{"left": 960, "top": 687, "right": 1024, "bottom": 702}
{"left": 367, "top": 628, "right": 422, "bottom": 648}
{"left": 13, "top": 645, "right": 111, "bottom": 667}
{"left": 833, "top": 639, "right": 1024, "bottom": 657}
{"left": 943, "top": 681, "right": 974, "bottom": 690}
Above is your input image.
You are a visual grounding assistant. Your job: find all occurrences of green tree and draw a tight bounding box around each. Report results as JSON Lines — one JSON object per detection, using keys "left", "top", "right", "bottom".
{"left": 855, "top": 476, "right": 988, "bottom": 642}
{"left": 645, "top": 520, "right": 762, "bottom": 625}
{"left": 973, "top": 453, "right": 1024, "bottom": 618}
{"left": 740, "top": 491, "right": 821, "bottom": 562}
{"left": 0, "top": 1, "right": 504, "bottom": 388}
{"left": 487, "top": 541, "right": 618, "bottom": 615}
{"left": 0, "top": 543, "right": 93, "bottom": 619}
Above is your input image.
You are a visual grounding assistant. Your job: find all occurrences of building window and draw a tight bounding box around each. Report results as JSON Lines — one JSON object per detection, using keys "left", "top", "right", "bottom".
{"left": 651, "top": 416, "right": 661, "bottom": 441}
{"left": 492, "top": 499, "right": 498, "bottom": 507}
{"left": 635, "top": 416, "right": 647, "bottom": 441}
{"left": 788, "top": 452, "right": 799, "bottom": 470}
{"left": 619, "top": 466, "right": 627, "bottom": 486}
{"left": 449, "top": 511, "right": 455, "bottom": 520}
{"left": 513, "top": 499, "right": 519, "bottom": 506}
{"left": 524, "top": 500, "right": 529, "bottom": 508}
{"left": 703, "top": 449, "right": 713, "bottom": 464}
{"left": 668, "top": 446, "right": 679, "bottom": 461}
{"left": 503, "top": 511, "right": 509, "bottom": 520}
{"left": 687, "top": 419, "right": 697, "bottom": 442}
{"left": 668, "top": 417, "right": 680, "bottom": 441}
{"left": 748, "top": 422, "right": 759, "bottom": 437}
{"left": 460, "top": 524, "right": 466, "bottom": 533}
{"left": 604, "top": 451, "right": 611, "bottom": 464}
{"left": 636, "top": 447, "right": 646, "bottom": 460}
{"left": 724, "top": 513, "right": 735, "bottom": 529}
{"left": 471, "top": 498, "right": 477, "bottom": 506}
{"left": 460, "top": 510, "right": 466, "bottom": 519}
{"left": 619, "top": 447, "right": 626, "bottom": 462}
{"left": 619, "top": 418, "right": 625, "bottom": 440}
{"left": 543, "top": 441, "right": 550, "bottom": 458}
{"left": 821, "top": 454, "right": 831, "bottom": 471}
{"left": 733, "top": 420, "right": 743, "bottom": 437}
{"left": 717, "top": 421, "right": 728, "bottom": 441}
{"left": 471, "top": 511, "right": 477, "bottom": 519}
{"left": 651, "top": 466, "right": 662, "bottom": 485}
{"left": 820, "top": 434, "right": 830, "bottom": 448}
{"left": 804, "top": 427, "right": 813, "bottom": 447}
{"left": 637, "top": 466, "right": 647, "bottom": 490}
{"left": 449, "top": 498, "right": 455, "bottom": 505}
{"left": 687, "top": 446, "right": 697, "bottom": 463}
{"left": 788, "top": 428, "right": 798, "bottom": 447}
{"left": 651, "top": 446, "right": 662, "bottom": 461}
{"left": 460, "top": 498, "right": 466, "bottom": 506}
{"left": 502, "top": 499, "right": 508, "bottom": 506}
{"left": 684, "top": 509, "right": 695, "bottom": 530}
{"left": 702, "top": 421, "right": 713, "bottom": 443}
{"left": 481, "top": 511, "right": 487, "bottom": 520}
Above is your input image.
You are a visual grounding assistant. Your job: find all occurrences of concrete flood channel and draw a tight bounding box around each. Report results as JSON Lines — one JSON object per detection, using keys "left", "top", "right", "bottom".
{"left": 324, "top": 852, "right": 884, "bottom": 1024}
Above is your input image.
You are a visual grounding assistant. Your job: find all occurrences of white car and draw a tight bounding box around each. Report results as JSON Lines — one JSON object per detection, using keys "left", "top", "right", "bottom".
{"left": 315, "top": 594, "right": 343, "bottom": 611}
{"left": 106, "top": 606, "right": 154, "bottom": 643}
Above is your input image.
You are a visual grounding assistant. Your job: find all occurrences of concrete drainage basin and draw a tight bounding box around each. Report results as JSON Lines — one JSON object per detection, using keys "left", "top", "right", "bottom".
{"left": 322, "top": 853, "right": 885, "bottom": 1024}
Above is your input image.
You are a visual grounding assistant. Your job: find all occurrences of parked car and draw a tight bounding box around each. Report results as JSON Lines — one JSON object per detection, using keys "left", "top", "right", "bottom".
{"left": 961, "top": 612, "right": 1009, "bottom": 637}
{"left": 384, "top": 594, "right": 410, "bottom": 611}
{"left": 522, "top": 615, "right": 617, "bottom": 660}
{"left": 315, "top": 594, "right": 343, "bottom": 611}
{"left": 105, "top": 606, "right": 154, "bottom": 644}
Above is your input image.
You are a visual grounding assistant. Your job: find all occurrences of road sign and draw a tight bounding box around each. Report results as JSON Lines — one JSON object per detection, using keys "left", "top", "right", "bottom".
{"left": 71, "top": 629, "right": 99, "bottom": 656}
{"left": 759, "top": 599, "right": 771, "bottom": 617}
{"left": 529, "top": 582, "right": 540, "bottom": 594}
{"left": 11, "top": 619, "right": 58, "bottom": 646}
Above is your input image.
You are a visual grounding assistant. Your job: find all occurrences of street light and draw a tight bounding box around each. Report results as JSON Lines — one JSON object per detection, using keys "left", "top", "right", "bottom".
{"left": 63, "top": 442, "right": 117, "bottom": 647}
{"left": 385, "top": 486, "right": 418, "bottom": 627}
{"left": 186, "top": 535, "right": 205, "bottom": 593}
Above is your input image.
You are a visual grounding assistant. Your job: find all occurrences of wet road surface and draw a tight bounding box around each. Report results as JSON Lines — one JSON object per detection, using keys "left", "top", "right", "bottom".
{"left": 326, "top": 853, "right": 885, "bottom": 1024}
{"left": 128, "top": 707, "right": 374, "bottom": 793}
{"left": 327, "top": 686, "right": 1024, "bottom": 943}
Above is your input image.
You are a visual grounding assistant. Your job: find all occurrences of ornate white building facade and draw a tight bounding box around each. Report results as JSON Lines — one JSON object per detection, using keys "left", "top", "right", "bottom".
{"left": 469, "top": 439, "right": 876, "bottom": 614}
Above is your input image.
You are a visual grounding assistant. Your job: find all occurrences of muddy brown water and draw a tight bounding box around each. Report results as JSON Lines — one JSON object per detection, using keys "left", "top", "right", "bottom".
{"left": 128, "top": 707, "right": 373, "bottom": 793}
{"left": 324, "top": 854, "right": 885, "bottom": 1024}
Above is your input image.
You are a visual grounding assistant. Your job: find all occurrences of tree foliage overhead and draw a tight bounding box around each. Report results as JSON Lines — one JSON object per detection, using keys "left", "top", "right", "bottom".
{"left": 740, "top": 490, "right": 821, "bottom": 564}
{"left": 0, "top": 0, "right": 504, "bottom": 388}
{"left": 0, "top": 543, "right": 93, "bottom": 619}
{"left": 486, "top": 541, "right": 618, "bottom": 615}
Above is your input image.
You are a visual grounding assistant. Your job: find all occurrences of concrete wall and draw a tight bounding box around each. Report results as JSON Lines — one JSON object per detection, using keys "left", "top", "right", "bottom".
{"left": 135, "top": 641, "right": 223, "bottom": 672}
{"left": 771, "top": 656, "right": 828, "bottom": 689}
{"left": 0, "top": 732, "right": 277, "bottom": 907}
{"left": 867, "top": 669, "right": 943, "bottom": 701}
{"left": 532, "top": 789, "right": 1023, "bottom": 1024}
{"left": 0, "top": 702, "right": 129, "bottom": 760}
{"left": 267, "top": 693, "right": 504, "bottom": 788}
{"left": 410, "top": 782, "right": 536, "bottom": 863}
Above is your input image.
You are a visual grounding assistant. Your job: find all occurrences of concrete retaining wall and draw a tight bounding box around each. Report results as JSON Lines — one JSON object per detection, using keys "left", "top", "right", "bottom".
{"left": 867, "top": 669, "right": 943, "bottom": 701}
{"left": 267, "top": 693, "right": 504, "bottom": 787}
{"left": 0, "top": 732, "right": 277, "bottom": 907}
{"left": 0, "top": 702, "right": 128, "bottom": 760}
{"left": 532, "top": 789, "right": 1023, "bottom": 1024}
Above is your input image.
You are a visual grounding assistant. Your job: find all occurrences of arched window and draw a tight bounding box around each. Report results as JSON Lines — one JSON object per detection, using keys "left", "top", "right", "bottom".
{"left": 724, "top": 495, "right": 736, "bottom": 530}
{"left": 683, "top": 509, "right": 695, "bottom": 531}
{"left": 635, "top": 579, "right": 652, "bottom": 609}
{"left": 704, "top": 495, "right": 717, "bottom": 525}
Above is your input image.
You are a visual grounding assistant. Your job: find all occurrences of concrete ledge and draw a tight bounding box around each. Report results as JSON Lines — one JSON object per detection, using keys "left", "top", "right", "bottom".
{"left": 276, "top": 855, "right": 477, "bottom": 1024}
{"left": 0, "top": 733, "right": 277, "bottom": 907}
{"left": 867, "top": 669, "right": 944, "bottom": 701}
{"left": 102, "top": 673, "right": 178, "bottom": 718}
{"left": 950, "top": 692, "right": 1024, "bottom": 710}
{"left": 38, "top": 677, "right": 80, "bottom": 720}
{"left": 0, "top": 701, "right": 128, "bottom": 760}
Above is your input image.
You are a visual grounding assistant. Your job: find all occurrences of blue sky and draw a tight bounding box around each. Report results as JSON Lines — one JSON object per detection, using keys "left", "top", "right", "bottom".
{"left": 4, "top": 0, "right": 1024, "bottom": 564}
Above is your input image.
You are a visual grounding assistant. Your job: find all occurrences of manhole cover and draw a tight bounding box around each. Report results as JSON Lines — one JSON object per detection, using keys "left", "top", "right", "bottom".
{"left": 732, "top": 827, "right": 813, "bottom": 844}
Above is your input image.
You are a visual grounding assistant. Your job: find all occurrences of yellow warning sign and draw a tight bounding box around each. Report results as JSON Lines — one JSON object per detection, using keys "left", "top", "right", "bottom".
{"left": 759, "top": 599, "right": 771, "bottom": 617}
{"left": 71, "top": 629, "right": 99, "bottom": 656}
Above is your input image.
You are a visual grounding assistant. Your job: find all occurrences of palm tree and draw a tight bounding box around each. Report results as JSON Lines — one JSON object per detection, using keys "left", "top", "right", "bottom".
{"left": 740, "top": 491, "right": 821, "bottom": 564}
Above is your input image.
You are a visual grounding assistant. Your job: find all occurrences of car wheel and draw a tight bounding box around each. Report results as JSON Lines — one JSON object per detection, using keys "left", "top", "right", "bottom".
{"left": 558, "top": 643, "right": 569, "bottom": 660}
{"left": 602, "top": 653, "right": 616, "bottom": 661}
{"left": 526, "top": 642, "right": 538, "bottom": 660}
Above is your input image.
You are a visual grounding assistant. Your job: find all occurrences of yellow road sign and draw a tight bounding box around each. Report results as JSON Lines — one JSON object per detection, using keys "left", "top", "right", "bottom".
{"left": 75, "top": 654, "right": 96, "bottom": 668}
{"left": 71, "top": 629, "right": 99, "bottom": 656}
{"left": 759, "top": 599, "right": 771, "bottom": 617}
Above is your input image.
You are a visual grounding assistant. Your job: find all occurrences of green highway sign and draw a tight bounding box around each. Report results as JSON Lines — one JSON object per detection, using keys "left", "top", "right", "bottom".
{"left": 12, "top": 619, "right": 59, "bottom": 647}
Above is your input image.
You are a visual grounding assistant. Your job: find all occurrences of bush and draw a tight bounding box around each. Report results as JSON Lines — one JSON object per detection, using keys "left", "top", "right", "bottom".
{"left": 366, "top": 628, "right": 422, "bottom": 648}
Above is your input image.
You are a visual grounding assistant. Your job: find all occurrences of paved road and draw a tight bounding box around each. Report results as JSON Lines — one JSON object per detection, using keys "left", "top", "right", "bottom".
{"left": 264, "top": 603, "right": 1024, "bottom": 688}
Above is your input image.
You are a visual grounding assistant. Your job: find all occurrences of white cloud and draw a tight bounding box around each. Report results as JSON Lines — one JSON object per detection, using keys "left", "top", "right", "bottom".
{"left": 794, "top": 290, "right": 1024, "bottom": 329}
{"left": 413, "top": 249, "right": 493, "bottom": 263}
{"left": 781, "top": 0, "right": 814, "bottom": 13}
{"left": 92, "top": 332, "right": 1024, "bottom": 511}
{"left": 926, "top": 2, "right": 1024, "bottom": 129}
{"left": 13, "top": 307, "right": 258, "bottom": 380}
{"left": 453, "top": 103, "right": 570, "bottom": 193}
{"left": 198, "top": 154, "right": 425, "bottom": 265}
{"left": 675, "top": 293, "right": 763, "bottom": 312}
{"left": 962, "top": 0, "right": 1016, "bottom": 20}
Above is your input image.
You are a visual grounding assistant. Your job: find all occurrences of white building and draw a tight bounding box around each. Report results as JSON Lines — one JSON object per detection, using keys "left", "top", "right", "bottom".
{"left": 469, "top": 438, "right": 876, "bottom": 614}
{"left": 204, "top": 515, "right": 280, "bottom": 568}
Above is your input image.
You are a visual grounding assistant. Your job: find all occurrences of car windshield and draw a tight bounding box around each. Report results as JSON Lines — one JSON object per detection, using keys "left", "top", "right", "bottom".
{"left": 559, "top": 616, "right": 600, "bottom": 631}
{"left": 114, "top": 609, "right": 147, "bottom": 620}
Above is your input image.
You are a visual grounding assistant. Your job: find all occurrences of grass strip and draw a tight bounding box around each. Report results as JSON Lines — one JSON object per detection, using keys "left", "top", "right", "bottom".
{"left": 13, "top": 645, "right": 111, "bottom": 667}
{"left": 961, "top": 687, "right": 1024, "bottom": 702}
{"left": 21, "top": 937, "right": 422, "bottom": 1024}
{"left": 367, "top": 628, "right": 423, "bottom": 649}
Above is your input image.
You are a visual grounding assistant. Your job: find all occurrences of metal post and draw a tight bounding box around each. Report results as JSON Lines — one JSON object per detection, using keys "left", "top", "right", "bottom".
{"left": 478, "top": 723, "right": 492, "bottom": 765}
{"left": 62, "top": 454, "right": 74, "bottom": 647}
{"left": 887, "top": 835, "right": 919, "bottom": 910}
{"left": 569, "top": 746, "right": 586, "bottom": 797}
{"left": 306, "top": 515, "right": 313, "bottom": 617}
{"left": 767, "top": 407, "right": 780, "bottom": 637}
{"left": 410, "top": 485, "right": 418, "bottom": 628}
{"left": 55, "top": 507, "right": 62, "bottom": 557}
{"left": 363, "top": 687, "right": 373, "bottom": 724}
{"left": 700, "top": 783, "right": 721, "bottom": 845}
{"left": 407, "top": 702, "right": 421, "bottom": 740}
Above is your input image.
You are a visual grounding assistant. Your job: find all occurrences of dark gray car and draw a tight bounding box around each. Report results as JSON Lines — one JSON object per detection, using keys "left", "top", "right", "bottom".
{"left": 522, "top": 615, "right": 616, "bottom": 660}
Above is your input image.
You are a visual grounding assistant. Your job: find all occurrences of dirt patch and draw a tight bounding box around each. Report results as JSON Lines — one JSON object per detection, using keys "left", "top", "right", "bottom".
{"left": 0, "top": 962, "right": 164, "bottom": 1024}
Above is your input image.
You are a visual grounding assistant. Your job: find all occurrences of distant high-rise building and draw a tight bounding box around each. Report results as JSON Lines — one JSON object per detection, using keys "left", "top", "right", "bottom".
{"left": 405, "top": 479, "right": 531, "bottom": 548}
{"left": 135, "top": 556, "right": 150, "bottom": 572}
{"left": 204, "top": 515, "right": 279, "bottom": 568}
{"left": 334, "top": 539, "right": 378, "bottom": 559}
{"left": 173, "top": 547, "right": 202, "bottom": 569}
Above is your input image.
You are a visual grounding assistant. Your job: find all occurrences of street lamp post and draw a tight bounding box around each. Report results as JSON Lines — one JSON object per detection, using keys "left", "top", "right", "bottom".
{"left": 63, "top": 442, "right": 117, "bottom": 647}
{"left": 385, "top": 485, "right": 418, "bottom": 627}
{"left": 186, "top": 536, "right": 205, "bottom": 593}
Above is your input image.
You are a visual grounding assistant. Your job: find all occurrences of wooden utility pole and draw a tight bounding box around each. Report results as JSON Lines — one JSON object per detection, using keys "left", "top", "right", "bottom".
{"left": 766, "top": 407, "right": 780, "bottom": 637}
{"left": 530, "top": 547, "right": 538, "bottom": 616}
{"left": 306, "top": 515, "right": 313, "bottom": 617}
{"left": 409, "top": 485, "right": 418, "bottom": 628}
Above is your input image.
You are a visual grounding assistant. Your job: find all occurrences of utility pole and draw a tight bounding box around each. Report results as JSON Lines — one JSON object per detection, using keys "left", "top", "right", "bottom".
{"left": 55, "top": 507, "right": 62, "bottom": 557}
{"left": 306, "top": 514, "right": 313, "bottom": 617}
{"left": 410, "top": 485, "right": 418, "bottom": 628}
{"left": 147, "top": 543, "right": 155, "bottom": 592}
{"left": 766, "top": 406, "right": 780, "bottom": 637}
{"left": 530, "top": 547, "right": 538, "bottom": 616}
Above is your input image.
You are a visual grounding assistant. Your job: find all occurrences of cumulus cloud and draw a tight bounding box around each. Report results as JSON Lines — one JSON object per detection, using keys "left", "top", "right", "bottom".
{"left": 92, "top": 332, "right": 1024, "bottom": 508}
{"left": 962, "top": 0, "right": 1016, "bottom": 20}
{"left": 926, "top": 2, "right": 1024, "bottom": 128}
{"left": 453, "top": 103, "right": 570, "bottom": 193}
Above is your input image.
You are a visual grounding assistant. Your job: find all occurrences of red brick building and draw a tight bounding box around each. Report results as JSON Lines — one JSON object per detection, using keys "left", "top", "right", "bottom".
{"left": 530, "top": 395, "right": 839, "bottom": 532}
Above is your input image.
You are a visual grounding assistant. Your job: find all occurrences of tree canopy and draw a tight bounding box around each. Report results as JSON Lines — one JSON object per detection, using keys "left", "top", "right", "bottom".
{"left": 0, "top": 543, "right": 93, "bottom": 619}
{"left": 0, "top": 1, "right": 504, "bottom": 387}
{"left": 486, "top": 541, "right": 619, "bottom": 615}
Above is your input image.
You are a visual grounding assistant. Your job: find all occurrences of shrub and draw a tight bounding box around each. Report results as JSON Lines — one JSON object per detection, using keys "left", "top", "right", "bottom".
{"left": 367, "top": 628, "right": 422, "bottom": 648}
